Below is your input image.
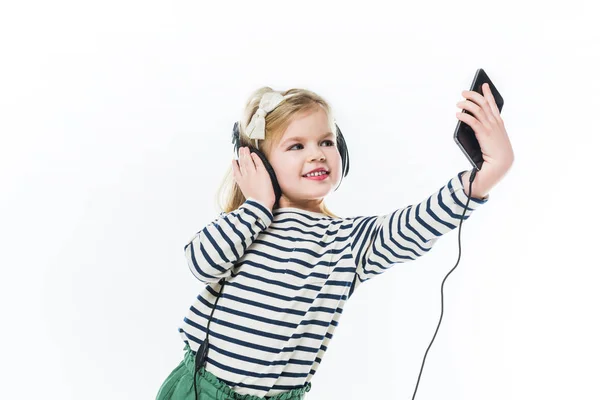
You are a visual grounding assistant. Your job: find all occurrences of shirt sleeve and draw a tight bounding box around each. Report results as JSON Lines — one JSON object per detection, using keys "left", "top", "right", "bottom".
{"left": 184, "top": 198, "right": 273, "bottom": 283}
{"left": 349, "top": 170, "right": 489, "bottom": 293}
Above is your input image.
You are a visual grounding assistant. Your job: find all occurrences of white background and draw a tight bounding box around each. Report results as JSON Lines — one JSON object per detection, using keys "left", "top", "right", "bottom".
{"left": 1, "top": 1, "right": 598, "bottom": 399}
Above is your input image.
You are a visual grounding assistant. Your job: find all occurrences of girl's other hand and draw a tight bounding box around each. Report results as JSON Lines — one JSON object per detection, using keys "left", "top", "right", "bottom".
{"left": 232, "top": 146, "right": 276, "bottom": 211}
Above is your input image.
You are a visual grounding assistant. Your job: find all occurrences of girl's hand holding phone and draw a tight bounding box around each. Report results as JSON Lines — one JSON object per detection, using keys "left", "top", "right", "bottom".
{"left": 456, "top": 83, "right": 515, "bottom": 198}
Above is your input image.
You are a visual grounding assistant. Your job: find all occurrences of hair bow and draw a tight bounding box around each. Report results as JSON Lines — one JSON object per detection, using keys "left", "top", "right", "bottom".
{"left": 245, "top": 92, "right": 292, "bottom": 142}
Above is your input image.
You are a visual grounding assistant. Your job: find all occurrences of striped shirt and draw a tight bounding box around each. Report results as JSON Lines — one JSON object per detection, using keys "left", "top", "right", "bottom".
{"left": 179, "top": 170, "right": 488, "bottom": 397}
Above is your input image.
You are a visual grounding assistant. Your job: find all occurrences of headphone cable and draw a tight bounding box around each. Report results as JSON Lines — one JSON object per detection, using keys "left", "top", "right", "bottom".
{"left": 411, "top": 167, "right": 478, "bottom": 400}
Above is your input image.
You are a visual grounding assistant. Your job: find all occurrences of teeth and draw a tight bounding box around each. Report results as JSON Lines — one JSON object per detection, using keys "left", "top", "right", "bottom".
{"left": 305, "top": 171, "right": 327, "bottom": 177}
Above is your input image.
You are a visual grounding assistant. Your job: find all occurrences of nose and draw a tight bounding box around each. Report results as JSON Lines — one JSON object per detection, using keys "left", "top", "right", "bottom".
{"left": 309, "top": 145, "right": 326, "bottom": 161}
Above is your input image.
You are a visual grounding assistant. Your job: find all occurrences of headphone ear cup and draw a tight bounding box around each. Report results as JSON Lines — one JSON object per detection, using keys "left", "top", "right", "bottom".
{"left": 248, "top": 147, "right": 282, "bottom": 206}
{"left": 232, "top": 122, "right": 241, "bottom": 159}
{"left": 335, "top": 124, "right": 350, "bottom": 178}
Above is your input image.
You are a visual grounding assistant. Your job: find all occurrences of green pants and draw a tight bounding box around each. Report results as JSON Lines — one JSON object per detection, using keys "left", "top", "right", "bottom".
{"left": 156, "top": 343, "right": 311, "bottom": 400}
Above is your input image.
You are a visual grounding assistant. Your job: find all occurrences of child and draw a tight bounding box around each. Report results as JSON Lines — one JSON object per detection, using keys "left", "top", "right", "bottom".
{"left": 156, "top": 85, "right": 514, "bottom": 400}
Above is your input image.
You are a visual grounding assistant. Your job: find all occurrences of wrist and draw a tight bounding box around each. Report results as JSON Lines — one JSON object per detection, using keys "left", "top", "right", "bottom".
{"left": 461, "top": 171, "right": 487, "bottom": 200}
{"left": 247, "top": 197, "right": 274, "bottom": 213}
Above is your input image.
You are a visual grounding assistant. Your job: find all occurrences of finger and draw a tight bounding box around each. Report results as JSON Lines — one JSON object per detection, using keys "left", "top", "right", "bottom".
{"left": 457, "top": 100, "right": 491, "bottom": 129}
{"left": 240, "top": 147, "right": 255, "bottom": 174}
{"left": 251, "top": 153, "right": 264, "bottom": 170}
{"left": 240, "top": 147, "right": 251, "bottom": 176}
{"left": 462, "top": 89, "right": 486, "bottom": 106}
{"left": 232, "top": 159, "right": 241, "bottom": 181}
{"left": 237, "top": 148, "right": 245, "bottom": 174}
{"left": 462, "top": 89, "right": 494, "bottom": 124}
{"left": 482, "top": 83, "right": 501, "bottom": 120}
{"left": 456, "top": 111, "right": 484, "bottom": 137}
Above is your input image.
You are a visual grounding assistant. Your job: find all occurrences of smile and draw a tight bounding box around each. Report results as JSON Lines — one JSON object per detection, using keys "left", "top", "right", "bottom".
{"left": 303, "top": 172, "right": 329, "bottom": 181}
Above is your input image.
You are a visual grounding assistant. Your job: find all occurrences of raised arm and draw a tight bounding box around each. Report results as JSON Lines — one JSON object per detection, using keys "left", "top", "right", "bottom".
{"left": 184, "top": 198, "right": 273, "bottom": 283}
{"left": 349, "top": 171, "right": 488, "bottom": 292}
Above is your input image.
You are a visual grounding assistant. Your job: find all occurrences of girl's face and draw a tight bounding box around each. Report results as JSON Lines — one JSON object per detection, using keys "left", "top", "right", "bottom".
{"left": 267, "top": 107, "right": 342, "bottom": 211}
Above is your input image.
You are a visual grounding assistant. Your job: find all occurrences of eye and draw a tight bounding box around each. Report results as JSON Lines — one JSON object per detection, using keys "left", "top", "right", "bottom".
{"left": 288, "top": 140, "right": 336, "bottom": 151}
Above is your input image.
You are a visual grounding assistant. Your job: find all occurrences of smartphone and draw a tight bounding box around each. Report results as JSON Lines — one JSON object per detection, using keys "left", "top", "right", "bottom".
{"left": 453, "top": 68, "right": 504, "bottom": 170}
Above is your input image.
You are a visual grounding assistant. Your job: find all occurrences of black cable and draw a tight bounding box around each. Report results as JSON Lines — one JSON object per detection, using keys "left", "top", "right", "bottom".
{"left": 194, "top": 278, "right": 226, "bottom": 400}
{"left": 411, "top": 168, "right": 478, "bottom": 400}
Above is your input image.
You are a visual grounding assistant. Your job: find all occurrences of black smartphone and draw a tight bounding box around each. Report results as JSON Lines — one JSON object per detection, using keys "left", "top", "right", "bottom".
{"left": 453, "top": 68, "right": 504, "bottom": 170}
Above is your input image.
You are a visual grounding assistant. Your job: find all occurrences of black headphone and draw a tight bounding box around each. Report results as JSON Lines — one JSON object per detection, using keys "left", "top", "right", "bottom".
{"left": 231, "top": 121, "right": 350, "bottom": 207}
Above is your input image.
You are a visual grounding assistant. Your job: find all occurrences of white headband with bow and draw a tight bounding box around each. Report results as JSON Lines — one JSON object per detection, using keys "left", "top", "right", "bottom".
{"left": 245, "top": 92, "right": 294, "bottom": 146}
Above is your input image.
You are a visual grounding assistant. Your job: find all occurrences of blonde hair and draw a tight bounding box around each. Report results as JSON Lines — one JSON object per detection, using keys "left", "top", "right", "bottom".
{"left": 215, "top": 87, "right": 341, "bottom": 218}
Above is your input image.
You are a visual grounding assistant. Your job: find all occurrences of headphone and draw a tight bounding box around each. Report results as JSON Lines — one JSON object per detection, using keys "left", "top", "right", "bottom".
{"left": 230, "top": 120, "right": 350, "bottom": 207}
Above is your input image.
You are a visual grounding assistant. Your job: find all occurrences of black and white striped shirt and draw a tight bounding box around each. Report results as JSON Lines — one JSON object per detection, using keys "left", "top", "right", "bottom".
{"left": 178, "top": 170, "right": 488, "bottom": 397}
